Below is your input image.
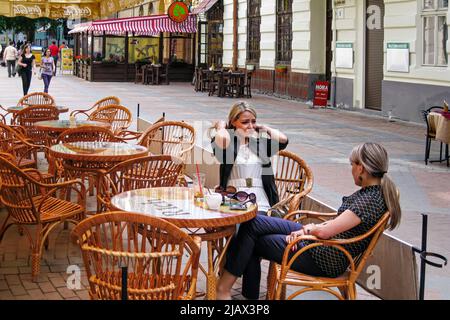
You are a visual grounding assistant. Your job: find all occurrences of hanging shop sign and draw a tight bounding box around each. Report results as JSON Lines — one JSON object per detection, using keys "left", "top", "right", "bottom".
{"left": 168, "top": 1, "right": 190, "bottom": 23}
{"left": 387, "top": 43, "right": 410, "bottom": 73}
{"left": 335, "top": 43, "right": 353, "bottom": 69}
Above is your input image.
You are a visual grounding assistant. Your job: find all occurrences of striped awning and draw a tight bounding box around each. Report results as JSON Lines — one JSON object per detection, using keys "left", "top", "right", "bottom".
{"left": 191, "top": 0, "right": 218, "bottom": 14}
{"left": 69, "top": 14, "right": 197, "bottom": 35}
{"left": 68, "top": 22, "right": 93, "bottom": 34}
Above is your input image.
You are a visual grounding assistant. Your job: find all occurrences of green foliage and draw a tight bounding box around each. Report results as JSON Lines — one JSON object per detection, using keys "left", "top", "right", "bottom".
{"left": 0, "top": 16, "right": 65, "bottom": 42}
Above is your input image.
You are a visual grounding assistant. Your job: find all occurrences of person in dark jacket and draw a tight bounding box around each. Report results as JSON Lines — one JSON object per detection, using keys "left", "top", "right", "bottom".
{"left": 211, "top": 101, "right": 289, "bottom": 213}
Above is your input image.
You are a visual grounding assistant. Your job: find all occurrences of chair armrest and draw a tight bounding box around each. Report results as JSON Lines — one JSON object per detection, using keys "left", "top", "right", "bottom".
{"left": 37, "top": 179, "right": 86, "bottom": 212}
{"left": 115, "top": 130, "right": 143, "bottom": 141}
{"left": 70, "top": 109, "right": 91, "bottom": 118}
{"left": 283, "top": 210, "right": 338, "bottom": 223}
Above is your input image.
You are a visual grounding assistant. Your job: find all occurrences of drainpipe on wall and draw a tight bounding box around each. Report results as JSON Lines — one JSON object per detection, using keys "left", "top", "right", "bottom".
{"left": 232, "top": 0, "right": 238, "bottom": 71}
{"left": 330, "top": 4, "right": 337, "bottom": 108}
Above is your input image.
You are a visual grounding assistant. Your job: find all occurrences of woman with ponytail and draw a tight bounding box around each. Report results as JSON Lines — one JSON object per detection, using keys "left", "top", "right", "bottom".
{"left": 216, "top": 142, "right": 401, "bottom": 300}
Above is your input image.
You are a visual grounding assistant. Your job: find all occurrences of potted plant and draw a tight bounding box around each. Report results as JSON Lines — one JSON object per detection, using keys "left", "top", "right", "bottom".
{"left": 275, "top": 65, "right": 288, "bottom": 74}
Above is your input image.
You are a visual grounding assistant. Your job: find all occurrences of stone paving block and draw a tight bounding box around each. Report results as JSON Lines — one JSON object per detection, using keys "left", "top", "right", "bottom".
{"left": 76, "top": 290, "right": 90, "bottom": 300}
{"left": 0, "top": 267, "right": 19, "bottom": 275}
{"left": 9, "top": 284, "right": 27, "bottom": 296}
{"left": 49, "top": 265, "right": 70, "bottom": 273}
{"left": 0, "top": 280, "right": 8, "bottom": 290}
{"left": 26, "top": 289, "right": 46, "bottom": 300}
{"left": 9, "top": 285, "right": 27, "bottom": 296}
{"left": 5, "top": 274, "right": 21, "bottom": 285}
{"left": 56, "top": 287, "right": 78, "bottom": 299}
{"left": 21, "top": 280, "right": 39, "bottom": 290}
{"left": 49, "top": 275, "right": 67, "bottom": 288}
{"left": 0, "top": 290, "right": 14, "bottom": 300}
{"left": 39, "top": 282, "right": 57, "bottom": 293}
{"left": 15, "top": 295, "right": 32, "bottom": 300}
{"left": 44, "top": 292, "right": 64, "bottom": 300}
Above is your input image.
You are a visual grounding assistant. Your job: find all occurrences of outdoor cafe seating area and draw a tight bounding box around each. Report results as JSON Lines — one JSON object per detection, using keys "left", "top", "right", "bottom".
{"left": 0, "top": 92, "right": 391, "bottom": 300}
{"left": 194, "top": 67, "right": 253, "bottom": 98}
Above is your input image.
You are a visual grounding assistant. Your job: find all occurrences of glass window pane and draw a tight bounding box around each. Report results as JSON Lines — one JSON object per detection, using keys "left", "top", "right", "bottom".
{"left": 438, "top": 16, "right": 448, "bottom": 64}
{"left": 424, "top": 0, "right": 436, "bottom": 10}
{"left": 439, "top": 0, "right": 448, "bottom": 8}
{"left": 105, "top": 37, "right": 126, "bottom": 63}
{"left": 423, "top": 16, "right": 436, "bottom": 65}
{"left": 93, "top": 37, "right": 103, "bottom": 61}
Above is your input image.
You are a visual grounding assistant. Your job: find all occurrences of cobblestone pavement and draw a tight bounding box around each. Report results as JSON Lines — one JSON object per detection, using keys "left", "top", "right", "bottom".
{"left": 0, "top": 70, "right": 448, "bottom": 300}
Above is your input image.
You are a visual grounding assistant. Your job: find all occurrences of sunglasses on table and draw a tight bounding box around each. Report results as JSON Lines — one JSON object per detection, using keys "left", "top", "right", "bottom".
{"left": 214, "top": 186, "right": 257, "bottom": 204}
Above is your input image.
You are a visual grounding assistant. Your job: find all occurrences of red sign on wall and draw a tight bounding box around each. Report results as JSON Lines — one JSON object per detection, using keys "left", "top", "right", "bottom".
{"left": 168, "top": 1, "right": 189, "bottom": 23}
{"left": 313, "top": 81, "right": 329, "bottom": 108}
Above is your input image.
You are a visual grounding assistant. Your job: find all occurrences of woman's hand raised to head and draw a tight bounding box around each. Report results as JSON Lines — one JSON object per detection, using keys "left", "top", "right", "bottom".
{"left": 213, "top": 120, "right": 231, "bottom": 150}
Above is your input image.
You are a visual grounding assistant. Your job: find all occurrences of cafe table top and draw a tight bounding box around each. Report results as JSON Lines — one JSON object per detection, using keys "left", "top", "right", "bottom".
{"left": 7, "top": 105, "right": 70, "bottom": 113}
{"left": 49, "top": 141, "right": 148, "bottom": 162}
{"left": 34, "top": 119, "right": 110, "bottom": 132}
{"left": 110, "top": 187, "right": 257, "bottom": 229}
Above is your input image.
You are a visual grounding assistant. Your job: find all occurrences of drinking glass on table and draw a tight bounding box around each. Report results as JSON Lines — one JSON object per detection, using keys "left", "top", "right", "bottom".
{"left": 192, "top": 172, "right": 206, "bottom": 200}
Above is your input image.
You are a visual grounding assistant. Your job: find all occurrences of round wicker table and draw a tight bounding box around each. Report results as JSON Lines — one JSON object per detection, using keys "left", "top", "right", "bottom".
{"left": 110, "top": 187, "right": 257, "bottom": 300}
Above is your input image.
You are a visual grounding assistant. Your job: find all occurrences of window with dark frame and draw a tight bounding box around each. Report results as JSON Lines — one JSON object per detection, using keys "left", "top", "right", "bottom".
{"left": 276, "top": 0, "right": 293, "bottom": 65}
{"left": 207, "top": 1, "right": 224, "bottom": 67}
{"left": 247, "top": 0, "right": 261, "bottom": 64}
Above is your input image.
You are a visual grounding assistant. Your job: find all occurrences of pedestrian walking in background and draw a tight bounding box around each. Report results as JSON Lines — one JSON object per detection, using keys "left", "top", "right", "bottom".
{"left": 49, "top": 41, "right": 59, "bottom": 76}
{"left": 3, "top": 41, "right": 18, "bottom": 77}
{"left": 40, "top": 48, "right": 55, "bottom": 93}
{"left": 17, "top": 45, "right": 36, "bottom": 96}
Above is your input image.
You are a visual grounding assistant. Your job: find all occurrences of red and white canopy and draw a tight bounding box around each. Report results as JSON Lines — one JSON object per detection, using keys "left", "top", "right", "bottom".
{"left": 69, "top": 14, "right": 197, "bottom": 36}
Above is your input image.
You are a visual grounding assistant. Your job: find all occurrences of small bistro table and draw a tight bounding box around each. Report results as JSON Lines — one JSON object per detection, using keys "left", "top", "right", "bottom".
{"left": 49, "top": 142, "right": 149, "bottom": 210}
{"left": 110, "top": 187, "right": 257, "bottom": 300}
{"left": 34, "top": 119, "right": 110, "bottom": 133}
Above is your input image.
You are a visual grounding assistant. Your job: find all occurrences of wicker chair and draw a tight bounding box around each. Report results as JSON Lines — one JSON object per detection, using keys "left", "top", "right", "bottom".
{"left": 97, "top": 155, "right": 184, "bottom": 212}
{"left": 0, "top": 122, "right": 42, "bottom": 169}
{"left": 69, "top": 96, "right": 121, "bottom": 119}
{"left": 71, "top": 211, "right": 201, "bottom": 300}
{"left": 137, "top": 121, "right": 195, "bottom": 162}
{"left": 17, "top": 92, "right": 55, "bottom": 107}
{"left": 268, "top": 150, "right": 314, "bottom": 218}
{"left": 266, "top": 211, "right": 390, "bottom": 300}
{"left": 88, "top": 104, "right": 133, "bottom": 135}
{"left": 421, "top": 106, "right": 447, "bottom": 165}
{"left": 11, "top": 105, "right": 60, "bottom": 146}
{"left": 0, "top": 156, "right": 85, "bottom": 281}
{"left": 116, "top": 114, "right": 166, "bottom": 142}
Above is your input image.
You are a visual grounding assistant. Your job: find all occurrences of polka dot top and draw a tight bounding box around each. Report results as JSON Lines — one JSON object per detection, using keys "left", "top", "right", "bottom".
{"left": 305, "top": 185, "right": 388, "bottom": 278}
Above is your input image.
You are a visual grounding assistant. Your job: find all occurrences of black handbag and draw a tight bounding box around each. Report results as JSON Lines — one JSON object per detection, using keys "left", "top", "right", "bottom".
{"left": 15, "top": 63, "right": 22, "bottom": 75}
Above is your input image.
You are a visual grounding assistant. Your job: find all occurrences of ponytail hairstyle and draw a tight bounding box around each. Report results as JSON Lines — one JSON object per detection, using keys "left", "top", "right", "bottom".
{"left": 349, "top": 143, "right": 401, "bottom": 230}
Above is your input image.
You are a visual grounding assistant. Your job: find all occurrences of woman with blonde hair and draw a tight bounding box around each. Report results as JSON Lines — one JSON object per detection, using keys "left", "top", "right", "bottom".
{"left": 216, "top": 142, "right": 401, "bottom": 300}
{"left": 211, "top": 101, "right": 289, "bottom": 213}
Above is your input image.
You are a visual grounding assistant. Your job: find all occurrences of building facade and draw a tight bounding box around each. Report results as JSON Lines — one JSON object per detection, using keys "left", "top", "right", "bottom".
{"left": 219, "top": 0, "right": 450, "bottom": 123}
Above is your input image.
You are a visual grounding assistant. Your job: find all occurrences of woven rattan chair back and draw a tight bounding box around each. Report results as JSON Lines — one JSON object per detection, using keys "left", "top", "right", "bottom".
{"left": 268, "top": 212, "right": 390, "bottom": 300}
{"left": 12, "top": 105, "right": 60, "bottom": 146}
{"left": 0, "top": 155, "right": 85, "bottom": 281}
{"left": 97, "top": 155, "right": 183, "bottom": 212}
{"left": 69, "top": 96, "right": 121, "bottom": 118}
{"left": 0, "top": 156, "right": 42, "bottom": 224}
{"left": 88, "top": 104, "right": 132, "bottom": 134}
{"left": 17, "top": 92, "right": 55, "bottom": 107}
{"left": 56, "top": 126, "right": 124, "bottom": 144}
{"left": 0, "top": 123, "right": 38, "bottom": 168}
{"left": 271, "top": 150, "right": 314, "bottom": 215}
{"left": 137, "top": 121, "right": 195, "bottom": 161}
{"left": 71, "top": 212, "right": 200, "bottom": 300}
